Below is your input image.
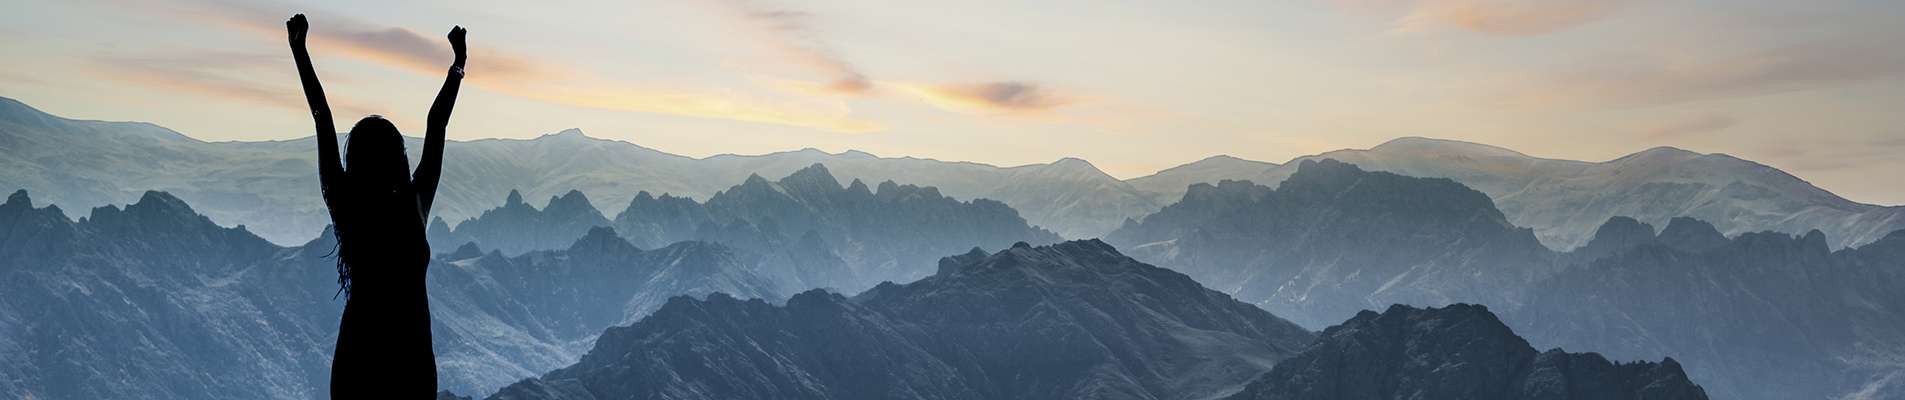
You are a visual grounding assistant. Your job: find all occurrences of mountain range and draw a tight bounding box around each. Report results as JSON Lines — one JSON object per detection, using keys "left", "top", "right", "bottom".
{"left": 428, "top": 164, "right": 1061, "bottom": 293}
{"left": 485, "top": 241, "right": 1707, "bottom": 400}
{"left": 1509, "top": 218, "right": 1905, "bottom": 400}
{"left": 1107, "top": 159, "right": 1905, "bottom": 399}
{"left": 490, "top": 240, "right": 1315, "bottom": 400}
{"left": 6, "top": 95, "right": 1898, "bottom": 252}
{"left": 0, "top": 189, "right": 785, "bottom": 398}
{"left": 1131, "top": 137, "right": 1905, "bottom": 249}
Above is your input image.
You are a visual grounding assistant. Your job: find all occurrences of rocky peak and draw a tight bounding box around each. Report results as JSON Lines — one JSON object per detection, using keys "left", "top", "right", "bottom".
{"left": 1574, "top": 216, "right": 1659, "bottom": 259}
{"left": 85, "top": 191, "right": 219, "bottom": 234}
{"left": 775, "top": 164, "right": 843, "bottom": 200}
{"left": 1282, "top": 158, "right": 1365, "bottom": 188}
{"left": 844, "top": 178, "right": 872, "bottom": 197}
{"left": 540, "top": 128, "right": 589, "bottom": 141}
{"left": 567, "top": 226, "right": 633, "bottom": 254}
{"left": 934, "top": 247, "right": 992, "bottom": 276}
{"left": 1657, "top": 217, "right": 1728, "bottom": 252}
{"left": 446, "top": 242, "right": 484, "bottom": 260}
{"left": 779, "top": 163, "right": 840, "bottom": 189}
{"left": 543, "top": 190, "right": 596, "bottom": 214}
{"left": 1180, "top": 179, "right": 1270, "bottom": 206}
{"left": 503, "top": 189, "right": 525, "bottom": 207}
{"left": 5, "top": 189, "right": 28, "bottom": 207}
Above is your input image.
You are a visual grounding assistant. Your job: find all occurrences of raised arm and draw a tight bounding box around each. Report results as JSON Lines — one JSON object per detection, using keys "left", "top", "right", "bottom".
{"left": 288, "top": 14, "right": 343, "bottom": 203}
{"left": 414, "top": 25, "right": 466, "bottom": 214}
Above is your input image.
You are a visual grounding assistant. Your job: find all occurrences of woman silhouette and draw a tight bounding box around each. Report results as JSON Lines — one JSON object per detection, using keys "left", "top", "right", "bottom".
{"left": 287, "top": 14, "right": 463, "bottom": 398}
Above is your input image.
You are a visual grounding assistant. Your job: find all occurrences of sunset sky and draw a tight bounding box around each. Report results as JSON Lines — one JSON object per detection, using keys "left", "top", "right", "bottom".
{"left": 2, "top": 0, "right": 1901, "bottom": 204}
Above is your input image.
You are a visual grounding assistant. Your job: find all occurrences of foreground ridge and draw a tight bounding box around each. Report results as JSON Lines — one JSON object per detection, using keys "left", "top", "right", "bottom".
{"left": 1228, "top": 303, "right": 1710, "bottom": 400}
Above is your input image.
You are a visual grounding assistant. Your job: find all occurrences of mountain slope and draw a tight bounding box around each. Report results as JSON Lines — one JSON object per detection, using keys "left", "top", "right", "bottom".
{"left": 490, "top": 240, "right": 1316, "bottom": 400}
{"left": 0, "top": 190, "right": 783, "bottom": 398}
{"left": 1106, "top": 159, "right": 1557, "bottom": 328}
{"left": 1507, "top": 224, "right": 1905, "bottom": 400}
{"left": 1227, "top": 304, "right": 1710, "bottom": 400}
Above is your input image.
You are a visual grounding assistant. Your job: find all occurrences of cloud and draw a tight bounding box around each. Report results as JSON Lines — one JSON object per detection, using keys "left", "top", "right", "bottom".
{"left": 896, "top": 82, "right": 1076, "bottom": 115}
{"left": 1342, "top": 0, "right": 1627, "bottom": 36}
{"left": 167, "top": 0, "right": 558, "bottom": 82}
{"left": 1640, "top": 114, "right": 1736, "bottom": 139}
{"left": 86, "top": 52, "right": 379, "bottom": 117}
{"left": 1492, "top": 36, "right": 1905, "bottom": 108}
{"left": 105, "top": 0, "right": 886, "bottom": 133}
{"left": 718, "top": 1, "right": 871, "bottom": 95}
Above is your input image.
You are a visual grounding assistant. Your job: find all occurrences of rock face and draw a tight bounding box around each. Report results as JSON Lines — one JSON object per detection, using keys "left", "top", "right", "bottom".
{"left": 1228, "top": 304, "right": 1710, "bottom": 400}
{"left": 427, "top": 190, "right": 613, "bottom": 255}
{"left": 611, "top": 163, "right": 1063, "bottom": 292}
{"left": 0, "top": 190, "right": 782, "bottom": 398}
{"left": 1106, "top": 159, "right": 1556, "bottom": 328}
{"left": 1509, "top": 225, "right": 1905, "bottom": 400}
{"left": 491, "top": 240, "right": 1316, "bottom": 400}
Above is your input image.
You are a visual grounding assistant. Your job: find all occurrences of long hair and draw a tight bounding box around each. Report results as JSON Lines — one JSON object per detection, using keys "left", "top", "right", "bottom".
{"left": 333, "top": 116, "right": 411, "bottom": 297}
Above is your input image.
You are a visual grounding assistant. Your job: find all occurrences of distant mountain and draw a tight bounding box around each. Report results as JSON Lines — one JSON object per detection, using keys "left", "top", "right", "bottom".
{"left": 1125, "top": 155, "right": 1276, "bottom": 204}
{"left": 1139, "top": 137, "right": 1905, "bottom": 249}
{"left": 1106, "top": 159, "right": 1557, "bottom": 328}
{"left": 10, "top": 94, "right": 1896, "bottom": 249}
{"left": 1508, "top": 221, "right": 1905, "bottom": 400}
{"left": 609, "top": 163, "right": 1062, "bottom": 292}
{"left": 490, "top": 240, "right": 1316, "bottom": 400}
{"left": 0, "top": 96, "right": 1155, "bottom": 243}
{"left": 1228, "top": 304, "right": 1710, "bottom": 400}
{"left": 427, "top": 189, "right": 612, "bottom": 255}
{"left": 0, "top": 190, "right": 783, "bottom": 398}
{"left": 1110, "top": 157, "right": 1905, "bottom": 398}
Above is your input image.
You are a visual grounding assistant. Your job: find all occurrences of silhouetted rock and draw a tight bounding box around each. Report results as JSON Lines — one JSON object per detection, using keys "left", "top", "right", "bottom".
{"left": 491, "top": 240, "right": 1314, "bottom": 400}
{"left": 1228, "top": 304, "right": 1709, "bottom": 400}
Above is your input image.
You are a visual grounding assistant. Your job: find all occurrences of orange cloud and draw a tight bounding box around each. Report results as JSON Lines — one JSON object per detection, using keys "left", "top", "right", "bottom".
{"left": 895, "top": 82, "right": 1077, "bottom": 115}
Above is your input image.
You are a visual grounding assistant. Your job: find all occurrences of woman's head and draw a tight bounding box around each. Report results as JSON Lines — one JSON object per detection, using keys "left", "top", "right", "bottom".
{"left": 344, "top": 116, "right": 411, "bottom": 190}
